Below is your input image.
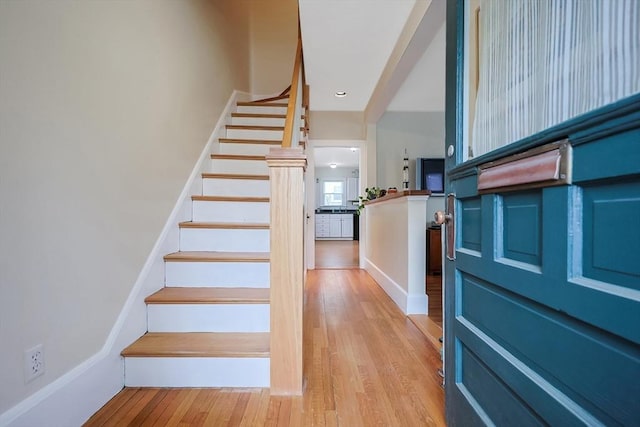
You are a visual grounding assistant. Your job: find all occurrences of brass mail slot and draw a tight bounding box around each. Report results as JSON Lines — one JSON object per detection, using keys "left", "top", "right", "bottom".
{"left": 477, "top": 140, "right": 572, "bottom": 193}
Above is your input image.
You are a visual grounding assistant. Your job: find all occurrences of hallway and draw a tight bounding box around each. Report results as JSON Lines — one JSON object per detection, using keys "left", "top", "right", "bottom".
{"left": 315, "top": 240, "right": 359, "bottom": 269}
{"left": 85, "top": 269, "right": 445, "bottom": 426}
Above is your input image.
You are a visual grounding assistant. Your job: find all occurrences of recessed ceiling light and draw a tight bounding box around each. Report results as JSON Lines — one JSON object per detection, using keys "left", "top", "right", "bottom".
{"left": 335, "top": 91, "right": 347, "bottom": 98}
{"left": 329, "top": 163, "right": 337, "bottom": 168}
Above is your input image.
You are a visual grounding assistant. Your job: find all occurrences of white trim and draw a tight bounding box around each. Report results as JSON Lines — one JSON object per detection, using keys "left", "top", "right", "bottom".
{"left": 305, "top": 141, "right": 316, "bottom": 269}
{"left": 365, "top": 258, "right": 427, "bottom": 315}
{"left": 0, "top": 90, "right": 241, "bottom": 427}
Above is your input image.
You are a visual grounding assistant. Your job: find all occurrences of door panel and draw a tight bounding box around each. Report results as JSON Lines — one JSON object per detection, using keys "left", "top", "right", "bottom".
{"left": 445, "top": 19, "right": 640, "bottom": 426}
{"left": 500, "top": 191, "right": 542, "bottom": 266}
{"left": 460, "top": 197, "right": 482, "bottom": 252}
{"left": 445, "top": 2, "right": 640, "bottom": 424}
{"left": 580, "top": 181, "right": 640, "bottom": 288}
{"left": 446, "top": 126, "right": 640, "bottom": 425}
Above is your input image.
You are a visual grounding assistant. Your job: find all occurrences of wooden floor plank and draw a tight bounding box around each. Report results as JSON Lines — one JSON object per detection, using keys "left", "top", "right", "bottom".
{"left": 82, "top": 387, "right": 139, "bottom": 426}
{"left": 85, "top": 270, "right": 445, "bottom": 426}
{"left": 408, "top": 313, "right": 444, "bottom": 352}
{"left": 315, "top": 240, "right": 359, "bottom": 269}
{"left": 140, "top": 389, "right": 186, "bottom": 427}
{"left": 154, "top": 388, "right": 200, "bottom": 426}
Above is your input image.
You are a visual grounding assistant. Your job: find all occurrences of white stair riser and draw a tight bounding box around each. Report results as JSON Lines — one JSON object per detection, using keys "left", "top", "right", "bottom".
{"left": 226, "top": 129, "right": 283, "bottom": 140}
{"left": 211, "top": 159, "right": 269, "bottom": 174}
{"left": 180, "top": 228, "right": 269, "bottom": 252}
{"left": 236, "top": 105, "right": 286, "bottom": 115}
{"left": 202, "top": 178, "right": 269, "bottom": 197}
{"left": 165, "top": 262, "right": 269, "bottom": 287}
{"left": 147, "top": 304, "right": 270, "bottom": 332}
{"left": 231, "top": 117, "right": 285, "bottom": 126}
{"left": 219, "top": 142, "right": 278, "bottom": 156}
{"left": 192, "top": 200, "right": 269, "bottom": 223}
{"left": 124, "top": 357, "right": 269, "bottom": 387}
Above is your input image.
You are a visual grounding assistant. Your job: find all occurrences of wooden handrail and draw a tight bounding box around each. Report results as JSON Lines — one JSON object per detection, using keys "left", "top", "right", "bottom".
{"left": 249, "top": 86, "right": 291, "bottom": 104}
{"left": 282, "top": 35, "right": 303, "bottom": 148}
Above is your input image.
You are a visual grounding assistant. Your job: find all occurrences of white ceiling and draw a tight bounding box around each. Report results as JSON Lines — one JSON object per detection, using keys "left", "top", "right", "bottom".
{"left": 299, "top": 0, "right": 446, "bottom": 168}
{"left": 387, "top": 21, "right": 446, "bottom": 111}
{"left": 314, "top": 147, "right": 360, "bottom": 168}
{"left": 299, "top": 0, "right": 418, "bottom": 111}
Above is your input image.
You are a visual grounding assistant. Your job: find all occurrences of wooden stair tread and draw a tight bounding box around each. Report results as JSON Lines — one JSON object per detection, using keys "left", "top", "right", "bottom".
{"left": 145, "top": 287, "right": 270, "bottom": 304}
{"left": 211, "top": 154, "right": 266, "bottom": 161}
{"left": 164, "top": 251, "right": 270, "bottom": 262}
{"left": 237, "top": 101, "right": 288, "bottom": 107}
{"left": 231, "top": 113, "right": 286, "bottom": 119}
{"left": 219, "top": 138, "right": 281, "bottom": 145}
{"left": 191, "top": 195, "right": 269, "bottom": 203}
{"left": 121, "top": 332, "right": 270, "bottom": 358}
{"left": 201, "top": 173, "right": 269, "bottom": 181}
{"left": 179, "top": 221, "right": 269, "bottom": 229}
{"left": 226, "top": 125, "right": 284, "bottom": 131}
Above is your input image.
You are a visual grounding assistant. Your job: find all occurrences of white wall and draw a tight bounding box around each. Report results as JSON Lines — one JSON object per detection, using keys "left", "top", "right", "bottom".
{"left": 364, "top": 196, "right": 429, "bottom": 314}
{"left": 247, "top": 0, "right": 298, "bottom": 95}
{"left": 309, "top": 111, "right": 366, "bottom": 140}
{"left": 376, "top": 111, "right": 446, "bottom": 223}
{"left": 0, "top": 0, "right": 250, "bottom": 419}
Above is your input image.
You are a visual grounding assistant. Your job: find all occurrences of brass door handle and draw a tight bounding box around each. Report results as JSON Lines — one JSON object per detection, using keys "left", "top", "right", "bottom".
{"left": 436, "top": 194, "right": 456, "bottom": 260}
{"left": 434, "top": 211, "right": 452, "bottom": 225}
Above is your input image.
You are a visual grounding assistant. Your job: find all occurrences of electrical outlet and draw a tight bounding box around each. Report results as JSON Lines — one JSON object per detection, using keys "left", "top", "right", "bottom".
{"left": 24, "top": 344, "right": 45, "bottom": 383}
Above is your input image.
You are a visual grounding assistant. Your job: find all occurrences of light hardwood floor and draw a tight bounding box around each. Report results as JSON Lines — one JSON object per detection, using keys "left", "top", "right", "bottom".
{"left": 315, "top": 240, "right": 359, "bottom": 269}
{"left": 84, "top": 269, "right": 445, "bottom": 426}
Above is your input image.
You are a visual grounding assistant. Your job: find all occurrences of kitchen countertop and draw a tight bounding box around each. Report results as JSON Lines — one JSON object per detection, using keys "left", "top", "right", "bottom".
{"left": 315, "top": 209, "right": 357, "bottom": 214}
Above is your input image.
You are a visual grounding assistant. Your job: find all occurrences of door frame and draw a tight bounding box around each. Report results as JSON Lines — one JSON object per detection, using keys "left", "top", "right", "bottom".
{"left": 305, "top": 139, "right": 367, "bottom": 270}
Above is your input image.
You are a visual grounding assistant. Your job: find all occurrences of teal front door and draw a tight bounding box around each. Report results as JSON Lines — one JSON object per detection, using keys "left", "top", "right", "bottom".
{"left": 443, "top": 1, "right": 640, "bottom": 425}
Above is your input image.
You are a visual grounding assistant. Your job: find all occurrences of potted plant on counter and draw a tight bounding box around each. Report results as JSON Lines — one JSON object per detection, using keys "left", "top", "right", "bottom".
{"left": 356, "top": 187, "right": 382, "bottom": 215}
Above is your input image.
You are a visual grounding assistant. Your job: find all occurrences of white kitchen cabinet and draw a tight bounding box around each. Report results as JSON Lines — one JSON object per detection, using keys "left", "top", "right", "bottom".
{"left": 315, "top": 214, "right": 331, "bottom": 238}
{"left": 341, "top": 214, "right": 354, "bottom": 238}
{"left": 315, "top": 213, "right": 354, "bottom": 239}
{"left": 346, "top": 177, "right": 359, "bottom": 202}
{"left": 329, "top": 216, "right": 342, "bottom": 237}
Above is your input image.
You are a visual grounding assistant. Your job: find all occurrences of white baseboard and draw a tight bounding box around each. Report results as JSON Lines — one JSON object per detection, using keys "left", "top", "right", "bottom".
{"left": 0, "top": 90, "right": 241, "bottom": 427}
{"left": 365, "top": 258, "right": 427, "bottom": 315}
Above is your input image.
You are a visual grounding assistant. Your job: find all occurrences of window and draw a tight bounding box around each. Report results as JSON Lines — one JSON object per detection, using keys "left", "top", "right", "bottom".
{"left": 323, "top": 180, "right": 344, "bottom": 206}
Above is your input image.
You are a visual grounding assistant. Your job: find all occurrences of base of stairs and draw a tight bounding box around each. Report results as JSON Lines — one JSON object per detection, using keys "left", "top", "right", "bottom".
{"left": 122, "top": 332, "right": 270, "bottom": 387}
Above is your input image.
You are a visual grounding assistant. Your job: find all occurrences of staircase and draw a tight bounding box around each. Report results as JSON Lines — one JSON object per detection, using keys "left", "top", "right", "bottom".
{"left": 121, "top": 100, "right": 290, "bottom": 388}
